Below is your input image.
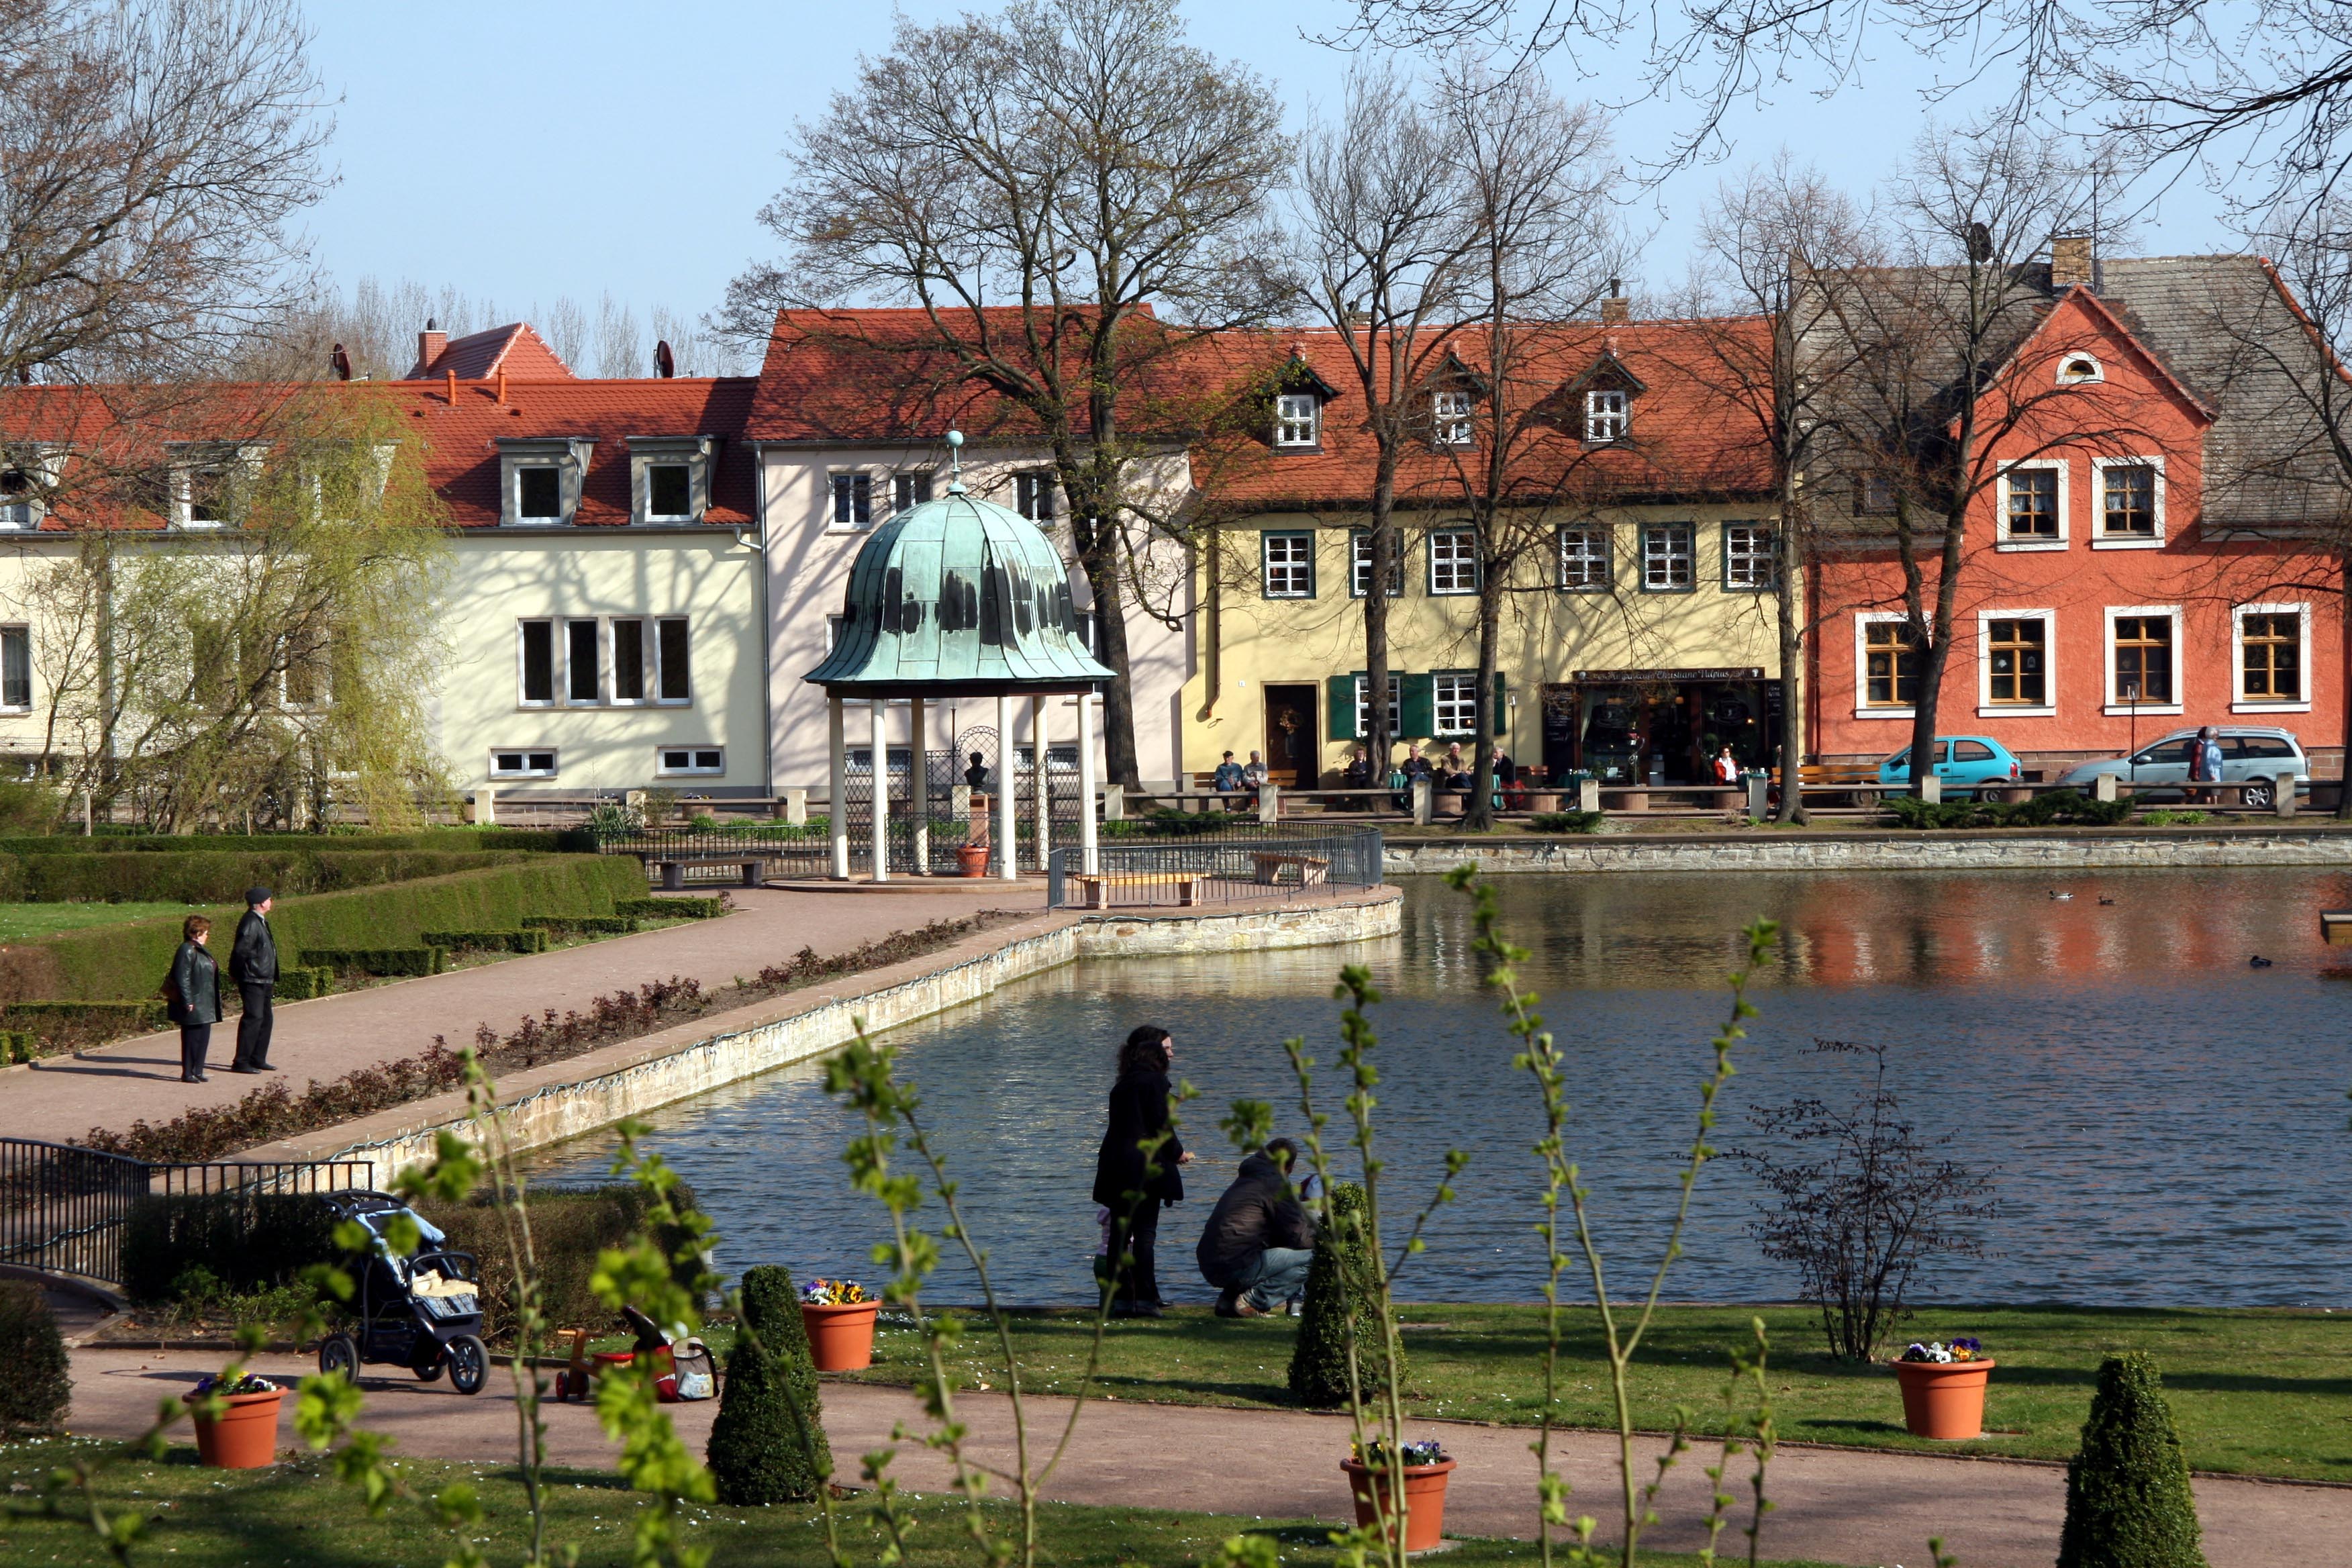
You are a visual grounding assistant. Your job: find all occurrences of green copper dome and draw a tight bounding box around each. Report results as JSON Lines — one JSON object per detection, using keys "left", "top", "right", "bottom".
{"left": 802, "top": 486, "right": 1116, "bottom": 695}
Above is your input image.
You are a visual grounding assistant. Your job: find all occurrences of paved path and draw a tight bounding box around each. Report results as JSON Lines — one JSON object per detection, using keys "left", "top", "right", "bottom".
{"left": 3, "top": 885, "right": 1038, "bottom": 1146}
{"left": 63, "top": 1349, "right": 2349, "bottom": 1567}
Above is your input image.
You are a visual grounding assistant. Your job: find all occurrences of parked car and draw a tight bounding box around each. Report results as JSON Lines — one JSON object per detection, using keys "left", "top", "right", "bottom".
{"left": 2053, "top": 726, "right": 2310, "bottom": 806}
{"left": 1877, "top": 736, "right": 2024, "bottom": 797}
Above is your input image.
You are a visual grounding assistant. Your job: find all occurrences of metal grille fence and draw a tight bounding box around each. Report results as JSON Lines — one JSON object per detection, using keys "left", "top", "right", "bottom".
{"left": 1046, "top": 829, "right": 1384, "bottom": 910}
{"left": 0, "top": 1138, "right": 373, "bottom": 1287}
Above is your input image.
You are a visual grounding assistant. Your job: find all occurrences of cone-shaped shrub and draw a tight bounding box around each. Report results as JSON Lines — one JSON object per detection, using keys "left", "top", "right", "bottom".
{"left": 2057, "top": 1352, "right": 2208, "bottom": 1568}
{"left": 0, "top": 1281, "right": 70, "bottom": 1436}
{"left": 1287, "top": 1183, "right": 1401, "bottom": 1408}
{"left": 707, "top": 1265, "right": 831, "bottom": 1505}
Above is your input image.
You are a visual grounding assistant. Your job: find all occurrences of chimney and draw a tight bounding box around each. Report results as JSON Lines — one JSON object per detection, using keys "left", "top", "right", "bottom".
{"left": 1600, "top": 277, "right": 1630, "bottom": 324}
{"left": 416, "top": 321, "right": 446, "bottom": 375}
{"left": 2051, "top": 234, "right": 2095, "bottom": 292}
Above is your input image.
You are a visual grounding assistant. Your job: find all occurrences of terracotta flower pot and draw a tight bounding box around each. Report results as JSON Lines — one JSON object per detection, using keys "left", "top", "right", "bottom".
{"left": 801, "top": 1301, "right": 880, "bottom": 1371}
{"left": 956, "top": 843, "right": 990, "bottom": 877}
{"left": 1341, "top": 1457, "right": 1457, "bottom": 1553}
{"left": 188, "top": 1389, "right": 284, "bottom": 1469}
{"left": 1894, "top": 1357, "right": 1996, "bottom": 1439}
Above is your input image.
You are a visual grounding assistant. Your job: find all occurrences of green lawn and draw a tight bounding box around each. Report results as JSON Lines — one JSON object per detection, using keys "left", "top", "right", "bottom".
{"left": 0, "top": 901, "right": 196, "bottom": 940}
{"left": 0, "top": 1443, "right": 1841, "bottom": 1568}
{"left": 807, "top": 1302, "right": 2352, "bottom": 1481}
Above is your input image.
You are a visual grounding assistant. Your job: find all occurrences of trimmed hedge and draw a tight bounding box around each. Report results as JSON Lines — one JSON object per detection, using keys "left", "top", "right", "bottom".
{"left": 2058, "top": 1352, "right": 2209, "bottom": 1568}
{"left": 17, "top": 855, "right": 644, "bottom": 1002}
{"left": 0, "top": 828, "right": 569, "bottom": 856}
{"left": 120, "top": 1191, "right": 346, "bottom": 1303}
{"left": 1288, "top": 1183, "right": 1400, "bottom": 1408}
{"left": 424, "top": 1184, "right": 701, "bottom": 1341}
{"left": 522, "top": 914, "right": 641, "bottom": 935}
{"left": 303, "top": 946, "right": 448, "bottom": 977}
{"left": 709, "top": 1265, "right": 830, "bottom": 1505}
{"left": 275, "top": 965, "right": 336, "bottom": 1001}
{"left": 0, "top": 1281, "right": 71, "bottom": 1436}
{"left": 2, "top": 999, "right": 168, "bottom": 1032}
{"left": 1, "top": 1029, "right": 36, "bottom": 1063}
{"left": 616, "top": 897, "right": 726, "bottom": 921}
{"left": 420, "top": 928, "right": 550, "bottom": 954}
{"left": 0, "top": 848, "right": 528, "bottom": 905}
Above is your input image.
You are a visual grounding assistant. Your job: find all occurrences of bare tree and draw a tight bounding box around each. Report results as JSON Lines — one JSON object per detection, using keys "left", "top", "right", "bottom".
{"left": 593, "top": 293, "right": 644, "bottom": 379}
{"left": 1675, "top": 158, "right": 1877, "bottom": 821}
{"left": 1, "top": 0, "right": 330, "bottom": 385}
{"left": 1289, "top": 67, "right": 1479, "bottom": 778}
{"left": 728, "top": 0, "right": 1287, "bottom": 787}
{"left": 1427, "top": 62, "right": 1624, "bottom": 830}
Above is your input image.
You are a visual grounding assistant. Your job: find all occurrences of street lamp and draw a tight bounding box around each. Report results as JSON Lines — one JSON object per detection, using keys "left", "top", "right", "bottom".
{"left": 2124, "top": 679, "right": 2141, "bottom": 795}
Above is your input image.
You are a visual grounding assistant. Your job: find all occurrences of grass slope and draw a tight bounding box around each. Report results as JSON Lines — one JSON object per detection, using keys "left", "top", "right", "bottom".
{"left": 0, "top": 1443, "right": 1842, "bottom": 1568}
{"left": 0, "top": 901, "right": 191, "bottom": 940}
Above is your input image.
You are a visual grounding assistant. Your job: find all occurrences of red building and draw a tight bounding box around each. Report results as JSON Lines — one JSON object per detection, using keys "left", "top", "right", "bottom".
{"left": 1809, "top": 252, "right": 2348, "bottom": 777}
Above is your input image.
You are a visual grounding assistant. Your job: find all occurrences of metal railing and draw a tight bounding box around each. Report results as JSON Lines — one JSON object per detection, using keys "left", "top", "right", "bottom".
{"left": 1046, "top": 828, "right": 1384, "bottom": 910}
{"left": 0, "top": 1138, "right": 373, "bottom": 1288}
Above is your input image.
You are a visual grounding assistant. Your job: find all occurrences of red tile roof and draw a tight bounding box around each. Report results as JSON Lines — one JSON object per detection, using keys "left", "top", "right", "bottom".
{"left": 405, "top": 322, "right": 575, "bottom": 381}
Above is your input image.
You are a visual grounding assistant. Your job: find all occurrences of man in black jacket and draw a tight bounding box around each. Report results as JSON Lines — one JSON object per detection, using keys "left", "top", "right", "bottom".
{"left": 228, "top": 887, "right": 279, "bottom": 1073}
{"left": 1195, "top": 1138, "right": 1317, "bottom": 1318}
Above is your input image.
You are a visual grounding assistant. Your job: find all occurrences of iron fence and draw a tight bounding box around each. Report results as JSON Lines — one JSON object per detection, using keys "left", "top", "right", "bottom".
{"left": 1046, "top": 828, "right": 1384, "bottom": 910}
{"left": 0, "top": 1138, "right": 372, "bottom": 1288}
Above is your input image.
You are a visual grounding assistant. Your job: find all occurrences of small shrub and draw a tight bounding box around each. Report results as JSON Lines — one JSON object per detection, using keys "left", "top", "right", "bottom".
{"left": 420, "top": 928, "right": 550, "bottom": 955}
{"left": 120, "top": 1191, "right": 345, "bottom": 1302}
{"left": 2057, "top": 1353, "right": 2209, "bottom": 1568}
{"left": 426, "top": 1184, "right": 700, "bottom": 1340}
{"left": 273, "top": 965, "right": 336, "bottom": 1001}
{"left": 82, "top": 1041, "right": 471, "bottom": 1163}
{"left": 614, "top": 897, "right": 726, "bottom": 921}
{"left": 1527, "top": 810, "right": 1606, "bottom": 834}
{"left": 1, "top": 1028, "right": 42, "bottom": 1063}
{"left": 707, "top": 1264, "right": 830, "bottom": 1504}
{"left": 1288, "top": 1183, "right": 1400, "bottom": 1408}
{"left": 0, "top": 1281, "right": 71, "bottom": 1436}
{"left": 1883, "top": 788, "right": 2135, "bottom": 831}
{"left": 2138, "top": 808, "right": 2209, "bottom": 827}
{"left": 301, "top": 945, "right": 448, "bottom": 977}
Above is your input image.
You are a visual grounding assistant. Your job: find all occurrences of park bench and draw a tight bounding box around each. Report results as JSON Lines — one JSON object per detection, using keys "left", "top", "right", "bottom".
{"left": 1250, "top": 851, "right": 1330, "bottom": 887}
{"left": 642, "top": 854, "right": 773, "bottom": 890}
{"left": 1067, "top": 871, "right": 1208, "bottom": 909}
{"left": 2321, "top": 910, "right": 2352, "bottom": 946}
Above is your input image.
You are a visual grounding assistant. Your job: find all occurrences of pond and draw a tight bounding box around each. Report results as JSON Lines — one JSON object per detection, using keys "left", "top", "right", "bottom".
{"left": 523, "top": 867, "right": 2352, "bottom": 1308}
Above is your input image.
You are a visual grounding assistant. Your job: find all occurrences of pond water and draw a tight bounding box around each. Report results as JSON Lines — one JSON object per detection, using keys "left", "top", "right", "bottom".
{"left": 523, "top": 868, "right": 2352, "bottom": 1308}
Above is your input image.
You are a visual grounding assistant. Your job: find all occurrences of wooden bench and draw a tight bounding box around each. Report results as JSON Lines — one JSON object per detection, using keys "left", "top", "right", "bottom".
{"left": 1251, "top": 852, "right": 1330, "bottom": 887}
{"left": 2321, "top": 910, "right": 2352, "bottom": 946}
{"left": 1800, "top": 763, "right": 1883, "bottom": 787}
{"left": 645, "top": 855, "right": 771, "bottom": 890}
{"left": 1068, "top": 871, "right": 1207, "bottom": 909}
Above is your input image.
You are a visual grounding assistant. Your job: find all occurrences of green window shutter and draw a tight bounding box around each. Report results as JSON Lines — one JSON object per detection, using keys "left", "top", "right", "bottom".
{"left": 1400, "top": 672, "right": 1435, "bottom": 738}
{"left": 1326, "top": 675, "right": 1358, "bottom": 740}
{"left": 1491, "top": 671, "right": 1508, "bottom": 737}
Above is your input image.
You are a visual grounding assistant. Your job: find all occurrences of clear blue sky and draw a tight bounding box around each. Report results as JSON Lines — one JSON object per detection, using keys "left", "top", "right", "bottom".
{"left": 299, "top": 1, "right": 2235, "bottom": 334}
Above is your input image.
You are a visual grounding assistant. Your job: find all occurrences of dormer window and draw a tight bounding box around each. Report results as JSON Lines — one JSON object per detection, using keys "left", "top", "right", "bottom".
{"left": 1584, "top": 389, "right": 1628, "bottom": 442}
{"left": 628, "top": 436, "right": 714, "bottom": 524}
{"left": 2058, "top": 353, "right": 2104, "bottom": 385}
{"left": 0, "top": 468, "right": 38, "bottom": 530}
{"left": 1275, "top": 393, "right": 1320, "bottom": 448}
{"left": 499, "top": 437, "right": 594, "bottom": 526}
{"left": 1434, "top": 390, "right": 1473, "bottom": 447}
{"left": 165, "top": 442, "right": 263, "bottom": 529}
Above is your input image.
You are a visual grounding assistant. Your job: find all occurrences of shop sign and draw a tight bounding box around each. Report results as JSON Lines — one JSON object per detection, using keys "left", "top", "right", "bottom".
{"left": 1572, "top": 667, "right": 1765, "bottom": 683}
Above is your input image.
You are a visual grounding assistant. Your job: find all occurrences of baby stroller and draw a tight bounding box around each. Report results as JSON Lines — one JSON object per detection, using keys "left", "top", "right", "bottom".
{"left": 314, "top": 1191, "right": 491, "bottom": 1395}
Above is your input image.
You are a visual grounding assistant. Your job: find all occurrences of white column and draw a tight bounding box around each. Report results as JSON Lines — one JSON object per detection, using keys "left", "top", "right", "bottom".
{"left": 910, "top": 698, "right": 929, "bottom": 875}
{"left": 1077, "top": 691, "right": 1099, "bottom": 875}
{"left": 828, "top": 695, "right": 848, "bottom": 880}
{"left": 995, "top": 692, "right": 1018, "bottom": 881}
{"left": 869, "top": 699, "right": 890, "bottom": 883}
{"left": 1032, "top": 693, "right": 1050, "bottom": 873}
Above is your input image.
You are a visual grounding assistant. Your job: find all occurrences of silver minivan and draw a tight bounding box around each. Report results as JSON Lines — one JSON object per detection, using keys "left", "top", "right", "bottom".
{"left": 2053, "top": 726, "right": 2310, "bottom": 806}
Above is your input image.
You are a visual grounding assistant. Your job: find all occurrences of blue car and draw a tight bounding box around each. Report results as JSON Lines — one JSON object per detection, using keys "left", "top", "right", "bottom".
{"left": 1877, "top": 736, "right": 2024, "bottom": 797}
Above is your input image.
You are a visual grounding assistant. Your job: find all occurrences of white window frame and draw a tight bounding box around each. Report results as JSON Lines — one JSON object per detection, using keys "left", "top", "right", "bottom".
{"left": 0, "top": 447, "right": 61, "bottom": 530}
{"left": 2233, "top": 601, "right": 2313, "bottom": 714}
{"left": 609, "top": 618, "right": 652, "bottom": 705}
{"left": 2087, "top": 454, "right": 2165, "bottom": 548}
{"left": 627, "top": 436, "right": 713, "bottom": 524}
{"left": 517, "top": 620, "right": 556, "bottom": 708}
{"left": 1639, "top": 522, "right": 1695, "bottom": 593}
{"left": 655, "top": 745, "right": 726, "bottom": 777}
{"left": 511, "top": 463, "right": 565, "bottom": 524}
{"left": 1996, "top": 458, "right": 2068, "bottom": 551}
{"left": 1014, "top": 471, "right": 1059, "bottom": 522}
{"left": 499, "top": 437, "right": 592, "bottom": 527}
{"left": 489, "top": 748, "right": 558, "bottom": 780}
{"left": 1432, "top": 672, "right": 1481, "bottom": 736}
{"left": 0, "top": 624, "right": 32, "bottom": 712}
{"left": 828, "top": 471, "right": 873, "bottom": 530}
{"left": 1353, "top": 673, "right": 1402, "bottom": 739}
{"left": 1274, "top": 393, "right": 1320, "bottom": 448}
{"left": 2056, "top": 352, "right": 2105, "bottom": 385}
{"left": 1852, "top": 611, "right": 1919, "bottom": 720}
{"left": 1722, "top": 522, "right": 1775, "bottom": 591}
{"left": 1261, "top": 530, "right": 1315, "bottom": 598}
{"left": 1428, "top": 528, "right": 1479, "bottom": 595}
{"left": 1975, "top": 607, "right": 2057, "bottom": 717}
{"left": 1349, "top": 531, "right": 1404, "bottom": 599}
{"left": 1583, "top": 389, "right": 1628, "bottom": 442}
{"left": 2102, "top": 604, "right": 2185, "bottom": 716}
{"left": 1557, "top": 526, "right": 1611, "bottom": 591}
{"left": 891, "top": 471, "right": 934, "bottom": 514}
{"left": 1433, "top": 389, "right": 1473, "bottom": 447}
{"left": 562, "top": 617, "right": 603, "bottom": 706}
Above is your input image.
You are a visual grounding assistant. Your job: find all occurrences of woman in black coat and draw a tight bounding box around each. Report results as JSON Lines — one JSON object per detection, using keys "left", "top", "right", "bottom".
{"left": 166, "top": 914, "right": 222, "bottom": 1083}
{"left": 1090, "top": 1024, "right": 1190, "bottom": 1317}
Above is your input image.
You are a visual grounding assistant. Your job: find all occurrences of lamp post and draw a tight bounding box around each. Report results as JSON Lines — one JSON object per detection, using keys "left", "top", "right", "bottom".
{"left": 2124, "top": 679, "right": 2141, "bottom": 794}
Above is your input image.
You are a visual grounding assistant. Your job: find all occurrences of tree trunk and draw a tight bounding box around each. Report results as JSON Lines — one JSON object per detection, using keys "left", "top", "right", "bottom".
{"left": 1463, "top": 566, "right": 1503, "bottom": 832}
{"left": 2337, "top": 546, "right": 2352, "bottom": 819}
{"left": 1363, "top": 448, "right": 1402, "bottom": 788}
{"left": 1078, "top": 532, "right": 1143, "bottom": 789}
{"left": 1773, "top": 471, "right": 1808, "bottom": 824}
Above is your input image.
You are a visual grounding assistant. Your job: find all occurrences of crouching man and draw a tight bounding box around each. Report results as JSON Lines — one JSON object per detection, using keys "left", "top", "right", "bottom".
{"left": 1196, "top": 1138, "right": 1318, "bottom": 1318}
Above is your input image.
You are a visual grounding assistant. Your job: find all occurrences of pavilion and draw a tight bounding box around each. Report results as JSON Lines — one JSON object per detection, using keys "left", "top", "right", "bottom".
{"left": 801, "top": 432, "right": 1116, "bottom": 881}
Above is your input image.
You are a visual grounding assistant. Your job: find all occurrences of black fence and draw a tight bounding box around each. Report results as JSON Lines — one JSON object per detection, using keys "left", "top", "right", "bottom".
{"left": 1045, "top": 829, "right": 1385, "bottom": 910}
{"left": 0, "top": 1138, "right": 373, "bottom": 1288}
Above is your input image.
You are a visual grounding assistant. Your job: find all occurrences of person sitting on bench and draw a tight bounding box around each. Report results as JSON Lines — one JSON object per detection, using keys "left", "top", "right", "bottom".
{"left": 1196, "top": 1138, "right": 1318, "bottom": 1318}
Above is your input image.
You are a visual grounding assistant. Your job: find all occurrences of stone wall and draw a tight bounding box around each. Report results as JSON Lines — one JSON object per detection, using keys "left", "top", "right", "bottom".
{"left": 1385, "top": 830, "right": 2352, "bottom": 876}
{"left": 315, "top": 889, "right": 1401, "bottom": 1181}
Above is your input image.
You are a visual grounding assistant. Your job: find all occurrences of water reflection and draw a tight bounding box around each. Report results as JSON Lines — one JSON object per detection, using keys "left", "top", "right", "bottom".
{"left": 526, "top": 868, "right": 2352, "bottom": 1308}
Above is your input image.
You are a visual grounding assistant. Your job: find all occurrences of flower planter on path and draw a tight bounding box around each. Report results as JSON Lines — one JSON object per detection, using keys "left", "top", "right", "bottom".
{"left": 1342, "top": 1457, "right": 1458, "bottom": 1553}
{"left": 188, "top": 1389, "right": 284, "bottom": 1469}
{"left": 1894, "top": 1358, "right": 1996, "bottom": 1440}
{"left": 802, "top": 1301, "right": 880, "bottom": 1371}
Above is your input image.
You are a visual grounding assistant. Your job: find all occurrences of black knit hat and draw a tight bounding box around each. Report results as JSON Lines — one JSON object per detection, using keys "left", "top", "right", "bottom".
{"left": 245, "top": 886, "right": 272, "bottom": 906}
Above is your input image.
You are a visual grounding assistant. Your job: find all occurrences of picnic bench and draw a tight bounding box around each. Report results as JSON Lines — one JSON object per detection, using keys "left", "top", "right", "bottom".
{"left": 1067, "top": 871, "right": 1208, "bottom": 909}
{"left": 1250, "top": 851, "right": 1330, "bottom": 887}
